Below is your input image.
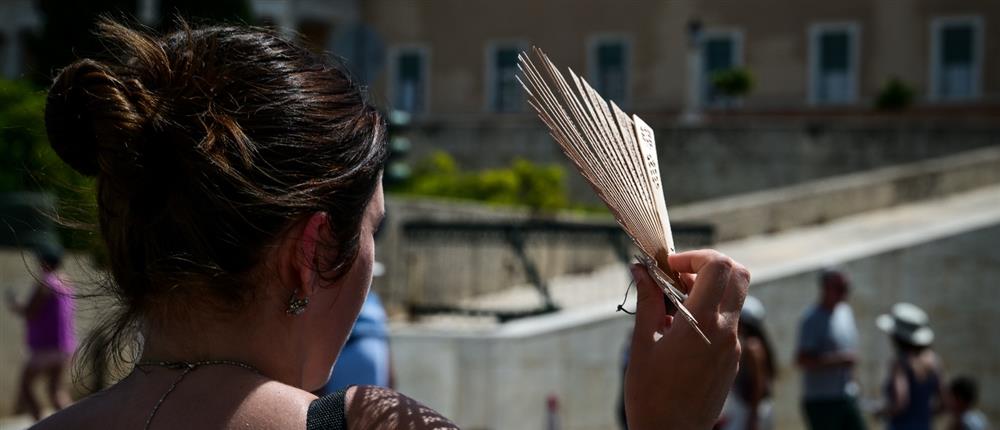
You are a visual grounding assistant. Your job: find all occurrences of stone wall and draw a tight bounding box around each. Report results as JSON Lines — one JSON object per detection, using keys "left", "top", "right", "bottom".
{"left": 754, "top": 223, "right": 1000, "bottom": 429}
{"left": 671, "top": 145, "right": 1000, "bottom": 241}
{"left": 389, "top": 211, "right": 1000, "bottom": 429}
{"left": 391, "top": 306, "right": 633, "bottom": 430}
{"left": 403, "top": 120, "right": 1000, "bottom": 204}
{"left": 377, "top": 198, "right": 626, "bottom": 313}
{"left": 378, "top": 145, "right": 1000, "bottom": 311}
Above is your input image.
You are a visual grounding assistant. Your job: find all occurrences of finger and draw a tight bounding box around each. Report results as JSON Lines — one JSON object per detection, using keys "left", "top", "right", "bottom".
{"left": 668, "top": 250, "right": 733, "bottom": 321}
{"left": 675, "top": 272, "right": 696, "bottom": 294}
{"left": 719, "top": 263, "right": 751, "bottom": 317}
{"left": 630, "top": 263, "right": 666, "bottom": 352}
{"left": 667, "top": 249, "right": 725, "bottom": 274}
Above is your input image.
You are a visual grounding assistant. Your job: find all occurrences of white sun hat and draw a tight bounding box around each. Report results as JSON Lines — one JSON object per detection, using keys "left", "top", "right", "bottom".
{"left": 740, "top": 295, "right": 766, "bottom": 328}
{"left": 876, "top": 302, "right": 934, "bottom": 347}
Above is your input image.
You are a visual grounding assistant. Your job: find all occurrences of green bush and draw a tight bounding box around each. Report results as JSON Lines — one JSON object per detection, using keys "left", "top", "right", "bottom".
{"left": 875, "top": 77, "right": 915, "bottom": 111}
{"left": 0, "top": 79, "right": 97, "bottom": 251}
{"left": 711, "top": 67, "right": 754, "bottom": 98}
{"left": 395, "top": 152, "right": 571, "bottom": 212}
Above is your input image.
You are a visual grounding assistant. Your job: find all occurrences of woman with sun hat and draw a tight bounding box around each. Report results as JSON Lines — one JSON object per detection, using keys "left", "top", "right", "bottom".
{"left": 878, "top": 302, "right": 945, "bottom": 430}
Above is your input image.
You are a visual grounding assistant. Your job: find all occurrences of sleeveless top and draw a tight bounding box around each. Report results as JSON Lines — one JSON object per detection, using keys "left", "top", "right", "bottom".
{"left": 27, "top": 273, "right": 76, "bottom": 353}
{"left": 307, "top": 389, "right": 348, "bottom": 430}
{"left": 886, "top": 357, "right": 939, "bottom": 430}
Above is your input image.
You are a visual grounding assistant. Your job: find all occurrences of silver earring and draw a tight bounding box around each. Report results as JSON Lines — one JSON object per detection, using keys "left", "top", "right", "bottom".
{"left": 286, "top": 292, "right": 309, "bottom": 316}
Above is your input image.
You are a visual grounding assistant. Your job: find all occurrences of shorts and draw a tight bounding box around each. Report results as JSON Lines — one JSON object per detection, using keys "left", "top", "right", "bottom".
{"left": 802, "top": 397, "right": 867, "bottom": 430}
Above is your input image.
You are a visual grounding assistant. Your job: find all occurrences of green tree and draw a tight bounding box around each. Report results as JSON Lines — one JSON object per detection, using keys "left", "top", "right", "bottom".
{"left": 0, "top": 79, "right": 96, "bottom": 249}
{"left": 398, "top": 152, "right": 570, "bottom": 212}
{"left": 0, "top": 80, "right": 83, "bottom": 192}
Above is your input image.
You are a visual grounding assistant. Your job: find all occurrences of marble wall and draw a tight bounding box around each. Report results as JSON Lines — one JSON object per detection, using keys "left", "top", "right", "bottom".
{"left": 390, "top": 221, "right": 1000, "bottom": 429}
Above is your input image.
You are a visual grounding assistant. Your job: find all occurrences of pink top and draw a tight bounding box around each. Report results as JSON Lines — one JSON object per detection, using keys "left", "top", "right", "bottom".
{"left": 26, "top": 273, "right": 76, "bottom": 354}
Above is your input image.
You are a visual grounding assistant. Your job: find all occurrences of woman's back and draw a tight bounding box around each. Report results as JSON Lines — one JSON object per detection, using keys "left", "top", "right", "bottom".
{"left": 888, "top": 350, "right": 941, "bottom": 430}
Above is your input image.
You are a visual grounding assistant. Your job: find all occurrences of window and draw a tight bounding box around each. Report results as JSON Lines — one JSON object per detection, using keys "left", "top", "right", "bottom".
{"left": 487, "top": 43, "right": 525, "bottom": 112}
{"left": 391, "top": 47, "right": 428, "bottom": 113}
{"left": 809, "top": 23, "right": 859, "bottom": 105}
{"left": 589, "top": 37, "right": 629, "bottom": 106}
{"left": 701, "top": 31, "right": 742, "bottom": 106}
{"left": 931, "top": 16, "right": 982, "bottom": 101}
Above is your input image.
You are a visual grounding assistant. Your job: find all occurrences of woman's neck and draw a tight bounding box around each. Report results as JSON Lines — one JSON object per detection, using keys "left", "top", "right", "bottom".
{"left": 139, "top": 310, "right": 306, "bottom": 388}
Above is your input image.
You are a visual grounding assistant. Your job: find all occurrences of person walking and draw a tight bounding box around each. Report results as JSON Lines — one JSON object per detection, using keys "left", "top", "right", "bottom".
{"left": 795, "top": 269, "right": 866, "bottom": 430}
{"left": 946, "top": 376, "right": 991, "bottom": 430}
{"left": 5, "top": 242, "right": 76, "bottom": 421}
{"left": 878, "top": 302, "right": 943, "bottom": 430}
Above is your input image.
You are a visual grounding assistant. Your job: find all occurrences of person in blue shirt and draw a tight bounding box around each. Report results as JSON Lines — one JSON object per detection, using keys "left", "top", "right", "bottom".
{"left": 322, "top": 262, "right": 392, "bottom": 393}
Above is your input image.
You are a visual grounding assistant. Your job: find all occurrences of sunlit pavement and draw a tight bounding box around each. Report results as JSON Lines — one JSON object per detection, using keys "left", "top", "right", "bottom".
{"left": 0, "top": 416, "right": 32, "bottom": 430}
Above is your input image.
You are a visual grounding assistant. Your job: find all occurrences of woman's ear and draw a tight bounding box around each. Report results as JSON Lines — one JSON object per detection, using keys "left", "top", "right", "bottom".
{"left": 296, "top": 212, "right": 330, "bottom": 296}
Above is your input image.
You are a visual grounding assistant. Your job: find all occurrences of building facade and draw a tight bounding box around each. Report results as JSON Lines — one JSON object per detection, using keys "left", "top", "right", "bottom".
{"left": 3, "top": 1, "right": 994, "bottom": 116}
{"left": 0, "top": 0, "right": 41, "bottom": 80}
{"left": 363, "top": 0, "right": 998, "bottom": 120}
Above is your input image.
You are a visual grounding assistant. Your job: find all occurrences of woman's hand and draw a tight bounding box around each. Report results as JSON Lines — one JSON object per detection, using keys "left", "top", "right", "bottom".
{"left": 625, "top": 250, "right": 750, "bottom": 430}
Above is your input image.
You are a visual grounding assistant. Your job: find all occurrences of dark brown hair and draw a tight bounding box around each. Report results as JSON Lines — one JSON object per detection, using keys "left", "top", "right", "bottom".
{"left": 45, "top": 18, "right": 386, "bottom": 375}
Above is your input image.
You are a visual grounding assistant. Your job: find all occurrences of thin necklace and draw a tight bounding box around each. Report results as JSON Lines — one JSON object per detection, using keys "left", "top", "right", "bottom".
{"left": 135, "top": 359, "right": 261, "bottom": 430}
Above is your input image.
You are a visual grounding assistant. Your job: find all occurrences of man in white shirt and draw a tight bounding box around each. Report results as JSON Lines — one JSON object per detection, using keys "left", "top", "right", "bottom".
{"left": 796, "top": 269, "right": 866, "bottom": 430}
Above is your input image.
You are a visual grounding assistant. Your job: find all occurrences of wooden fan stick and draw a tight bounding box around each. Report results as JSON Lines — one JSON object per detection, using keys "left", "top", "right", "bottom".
{"left": 522, "top": 53, "right": 661, "bottom": 253}
{"left": 523, "top": 50, "right": 667, "bottom": 263}
{"left": 523, "top": 48, "right": 662, "bottom": 270}
{"left": 524, "top": 53, "right": 670, "bottom": 274}
{"left": 519, "top": 58, "right": 654, "bottom": 249}
{"left": 518, "top": 47, "right": 710, "bottom": 344}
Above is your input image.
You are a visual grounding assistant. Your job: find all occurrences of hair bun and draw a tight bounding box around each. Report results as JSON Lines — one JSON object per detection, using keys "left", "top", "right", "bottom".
{"left": 45, "top": 59, "right": 154, "bottom": 177}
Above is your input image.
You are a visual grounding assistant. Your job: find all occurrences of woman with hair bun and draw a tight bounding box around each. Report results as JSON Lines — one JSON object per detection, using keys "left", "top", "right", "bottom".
{"left": 33, "top": 18, "right": 750, "bottom": 430}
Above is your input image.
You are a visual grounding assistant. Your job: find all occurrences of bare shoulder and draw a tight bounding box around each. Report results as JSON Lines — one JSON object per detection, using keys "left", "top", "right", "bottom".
{"left": 345, "top": 386, "right": 457, "bottom": 430}
{"left": 34, "top": 376, "right": 317, "bottom": 430}
{"left": 31, "top": 390, "right": 118, "bottom": 430}
{"left": 228, "top": 378, "right": 317, "bottom": 428}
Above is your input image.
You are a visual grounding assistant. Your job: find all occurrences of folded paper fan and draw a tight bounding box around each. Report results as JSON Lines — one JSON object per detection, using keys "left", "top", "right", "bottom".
{"left": 517, "top": 47, "right": 709, "bottom": 344}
